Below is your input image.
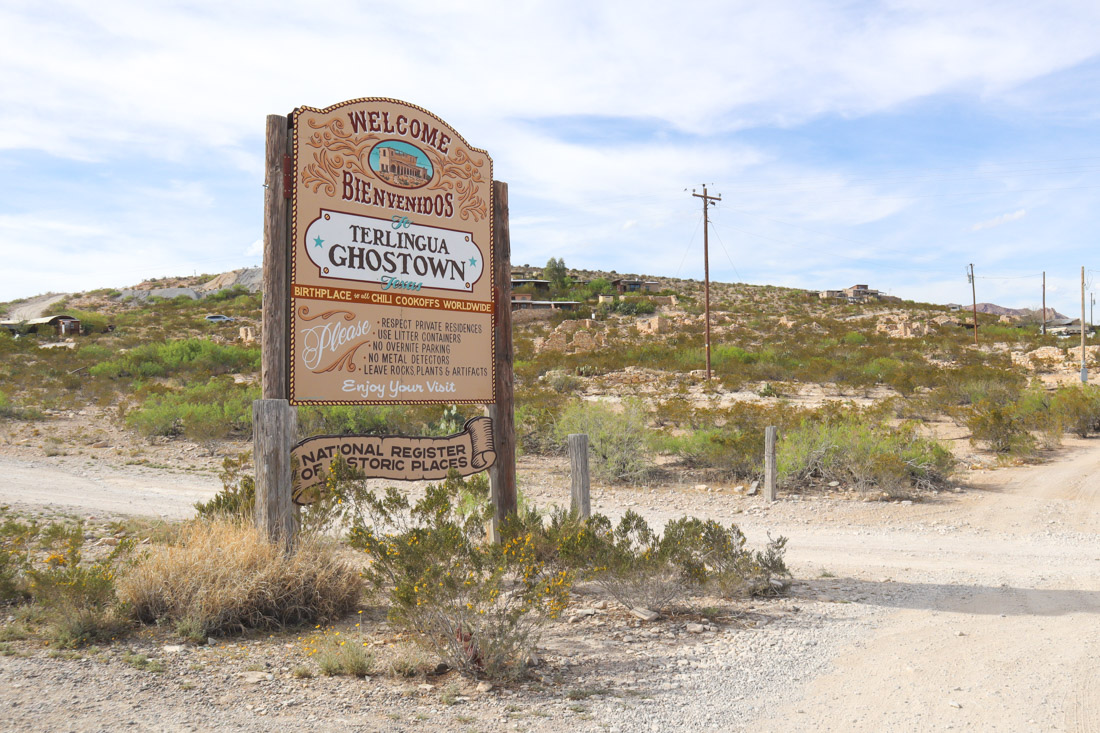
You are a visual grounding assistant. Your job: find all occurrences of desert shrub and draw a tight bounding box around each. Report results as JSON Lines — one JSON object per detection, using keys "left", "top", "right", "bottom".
{"left": 554, "top": 399, "right": 652, "bottom": 482}
{"left": 963, "top": 399, "right": 1037, "bottom": 455}
{"left": 555, "top": 511, "right": 790, "bottom": 609}
{"left": 0, "top": 390, "right": 43, "bottom": 421}
{"left": 599, "top": 297, "right": 657, "bottom": 316}
{"left": 1051, "top": 385, "right": 1100, "bottom": 438}
{"left": 194, "top": 453, "right": 255, "bottom": 520}
{"left": 313, "top": 634, "right": 375, "bottom": 677}
{"left": 349, "top": 474, "right": 571, "bottom": 681}
{"left": 20, "top": 520, "right": 133, "bottom": 647}
{"left": 655, "top": 401, "right": 815, "bottom": 479}
{"left": 126, "top": 378, "right": 257, "bottom": 439}
{"left": 513, "top": 386, "right": 568, "bottom": 455}
{"left": 1010, "top": 387, "right": 1063, "bottom": 449}
{"left": 118, "top": 520, "right": 361, "bottom": 638}
{"left": 842, "top": 331, "right": 867, "bottom": 345}
{"left": 204, "top": 284, "right": 250, "bottom": 303}
{"left": 543, "top": 369, "right": 581, "bottom": 393}
{"left": 0, "top": 509, "right": 37, "bottom": 604}
{"left": 778, "top": 417, "right": 955, "bottom": 495}
{"left": 659, "top": 427, "right": 762, "bottom": 478}
{"left": 926, "top": 368, "right": 1026, "bottom": 413}
{"left": 89, "top": 338, "right": 259, "bottom": 380}
{"left": 297, "top": 404, "right": 413, "bottom": 438}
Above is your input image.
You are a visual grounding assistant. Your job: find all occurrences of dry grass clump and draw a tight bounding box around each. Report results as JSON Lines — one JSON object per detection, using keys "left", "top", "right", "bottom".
{"left": 117, "top": 520, "right": 361, "bottom": 639}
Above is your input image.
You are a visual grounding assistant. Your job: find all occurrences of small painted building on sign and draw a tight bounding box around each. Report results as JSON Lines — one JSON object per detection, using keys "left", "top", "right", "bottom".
{"left": 376, "top": 146, "right": 430, "bottom": 185}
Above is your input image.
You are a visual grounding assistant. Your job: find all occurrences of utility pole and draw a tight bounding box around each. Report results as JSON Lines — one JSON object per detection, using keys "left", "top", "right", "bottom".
{"left": 1082, "top": 266, "right": 1088, "bottom": 384}
{"left": 1042, "top": 272, "right": 1047, "bottom": 335}
{"left": 968, "top": 264, "right": 978, "bottom": 346}
{"left": 692, "top": 185, "right": 721, "bottom": 379}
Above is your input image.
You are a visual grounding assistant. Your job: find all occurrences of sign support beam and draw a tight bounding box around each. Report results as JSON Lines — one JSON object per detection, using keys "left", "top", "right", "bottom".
{"left": 488, "top": 180, "right": 516, "bottom": 531}
{"left": 257, "top": 113, "right": 295, "bottom": 547}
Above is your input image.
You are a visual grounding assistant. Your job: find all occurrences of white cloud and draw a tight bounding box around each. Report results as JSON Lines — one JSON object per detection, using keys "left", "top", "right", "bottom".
{"left": 2, "top": 0, "right": 1099, "bottom": 314}
{"left": 971, "top": 208, "right": 1027, "bottom": 231}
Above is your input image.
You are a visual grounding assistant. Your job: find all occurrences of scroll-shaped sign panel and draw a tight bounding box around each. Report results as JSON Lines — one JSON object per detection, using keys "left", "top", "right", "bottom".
{"left": 289, "top": 99, "right": 495, "bottom": 405}
{"left": 291, "top": 416, "right": 496, "bottom": 504}
{"left": 303, "top": 210, "right": 485, "bottom": 293}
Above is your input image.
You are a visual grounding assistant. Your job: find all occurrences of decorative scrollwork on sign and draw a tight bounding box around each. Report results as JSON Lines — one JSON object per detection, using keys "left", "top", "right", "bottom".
{"left": 426, "top": 148, "right": 489, "bottom": 222}
{"left": 316, "top": 343, "right": 365, "bottom": 373}
{"left": 300, "top": 116, "right": 378, "bottom": 193}
{"left": 297, "top": 306, "right": 355, "bottom": 322}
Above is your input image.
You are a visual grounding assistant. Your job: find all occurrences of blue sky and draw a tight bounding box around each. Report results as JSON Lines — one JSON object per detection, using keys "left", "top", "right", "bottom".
{"left": 2, "top": 1, "right": 1100, "bottom": 316}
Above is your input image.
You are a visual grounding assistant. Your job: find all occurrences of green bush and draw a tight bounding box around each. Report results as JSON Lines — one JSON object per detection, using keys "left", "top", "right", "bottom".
{"left": 778, "top": 417, "right": 955, "bottom": 496}
{"left": 349, "top": 474, "right": 571, "bottom": 681}
{"left": 126, "top": 378, "right": 257, "bottom": 439}
{"left": 1051, "top": 385, "right": 1100, "bottom": 438}
{"left": 297, "top": 404, "right": 412, "bottom": 437}
{"left": 658, "top": 427, "right": 762, "bottom": 478}
{"left": 963, "top": 399, "right": 1037, "bottom": 455}
{"left": 514, "top": 388, "right": 564, "bottom": 455}
{"left": 555, "top": 511, "right": 789, "bottom": 610}
{"left": 90, "top": 338, "right": 259, "bottom": 380}
{"left": 20, "top": 519, "right": 133, "bottom": 647}
{"left": 194, "top": 453, "right": 256, "bottom": 520}
{"left": 554, "top": 399, "right": 652, "bottom": 482}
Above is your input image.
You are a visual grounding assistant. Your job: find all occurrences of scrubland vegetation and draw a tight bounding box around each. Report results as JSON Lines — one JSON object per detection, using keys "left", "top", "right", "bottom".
{"left": 3, "top": 267, "right": 1100, "bottom": 681}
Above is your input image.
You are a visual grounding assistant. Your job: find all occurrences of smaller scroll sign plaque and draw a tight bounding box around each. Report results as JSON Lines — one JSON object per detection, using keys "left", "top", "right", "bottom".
{"left": 291, "top": 416, "right": 495, "bottom": 505}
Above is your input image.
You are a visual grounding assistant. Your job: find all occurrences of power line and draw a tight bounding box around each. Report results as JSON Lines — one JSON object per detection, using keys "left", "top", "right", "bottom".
{"left": 674, "top": 212, "right": 704, "bottom": 279}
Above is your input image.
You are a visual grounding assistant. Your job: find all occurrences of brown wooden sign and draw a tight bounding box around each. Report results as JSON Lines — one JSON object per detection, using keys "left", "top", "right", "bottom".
{"left": 291, "top": 416, "right": 496, "bottom": 505}
{"left": 289, "top": 98, "right": 495, "bottom": 405}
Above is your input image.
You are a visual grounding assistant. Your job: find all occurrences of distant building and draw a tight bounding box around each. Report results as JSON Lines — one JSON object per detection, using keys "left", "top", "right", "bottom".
{"left": 1046, "top": 318, "right": 1094, "bottom": 337}
{"left": 23, "top": 315, "right": 81, "bottom": 336}
{"left": 511, "top": 279, "right": 551, "bottom": 292}
{"left": 819, "top": 284, "right": 883, "bottom": 303}
{"left": 612, "top": 279, "right": 660, "bottom": 294}
{"left": 843, "top": 284, "right": 882, "bottom": 302}
{"left": 510, "top": 299, "right": 580, "bottom": 311}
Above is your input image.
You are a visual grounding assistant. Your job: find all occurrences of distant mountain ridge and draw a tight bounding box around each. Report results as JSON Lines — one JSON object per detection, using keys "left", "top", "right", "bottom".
{"left": 974, "top": 303, "right": 1065, "bottom": 320}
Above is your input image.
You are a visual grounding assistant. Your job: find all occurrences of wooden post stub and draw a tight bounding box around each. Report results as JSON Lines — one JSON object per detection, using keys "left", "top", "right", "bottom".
{"left": 568, "top": 433, "right": 591, "bottom": 519}
{"left": 764, "top": 426, "right": 778, "bottom": 502}
{"left": 488, "top": 180, "right": 517, "bottom": 530}
{"left": 253, "top": 399, "right": 297, "bottom": 549}
{"left": 262, "top": 114, "right": 290, "bottom": 401}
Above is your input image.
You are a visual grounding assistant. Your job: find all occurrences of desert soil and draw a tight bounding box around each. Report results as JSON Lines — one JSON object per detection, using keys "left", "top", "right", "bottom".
{"left": 1, "top": 423, "right": 1099, "bottom": 731}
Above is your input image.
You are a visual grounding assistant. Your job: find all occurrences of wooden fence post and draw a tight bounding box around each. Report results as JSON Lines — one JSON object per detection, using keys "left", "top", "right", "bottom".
{"left": 488, "top": 180, "right": 516, "bottom": 535}
{"left": 256, "top": 113, "right": 295, "bottom": 546}
{"left": 568, "top": 434, "right": 591, "bottom": 519}
{"left": 253, "top": 399, "right": 297, "bottom": 550}
{"left": 764, "top": 426, "right": 778, "bottom": 502}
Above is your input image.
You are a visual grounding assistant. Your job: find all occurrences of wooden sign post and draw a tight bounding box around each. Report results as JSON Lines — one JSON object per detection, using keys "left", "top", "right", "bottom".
{"left": 257, "top": 99, "right": 514, "bottom": 544}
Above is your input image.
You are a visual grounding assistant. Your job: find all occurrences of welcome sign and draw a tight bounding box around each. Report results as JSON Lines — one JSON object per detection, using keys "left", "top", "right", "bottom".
{"left": 289, "top": 99, "right": 495, "bottom": 405}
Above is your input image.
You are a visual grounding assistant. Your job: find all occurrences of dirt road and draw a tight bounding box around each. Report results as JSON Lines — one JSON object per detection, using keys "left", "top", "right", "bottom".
{"left": 754, "top": 440, "right": 1100, "bottom": 732}
{"left": 5, "top": 293, "right": 70, "bottom": 321}
{"left": 2, "top": 439, "right": 1100, "bottom": 730}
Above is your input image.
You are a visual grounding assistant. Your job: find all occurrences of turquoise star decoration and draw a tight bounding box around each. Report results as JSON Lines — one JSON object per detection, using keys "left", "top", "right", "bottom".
{"left": 314, "top": 236, "right": 324, "bottom": 248}
{"left": 469, "top": 256, "right": 478, "bottom": 266}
